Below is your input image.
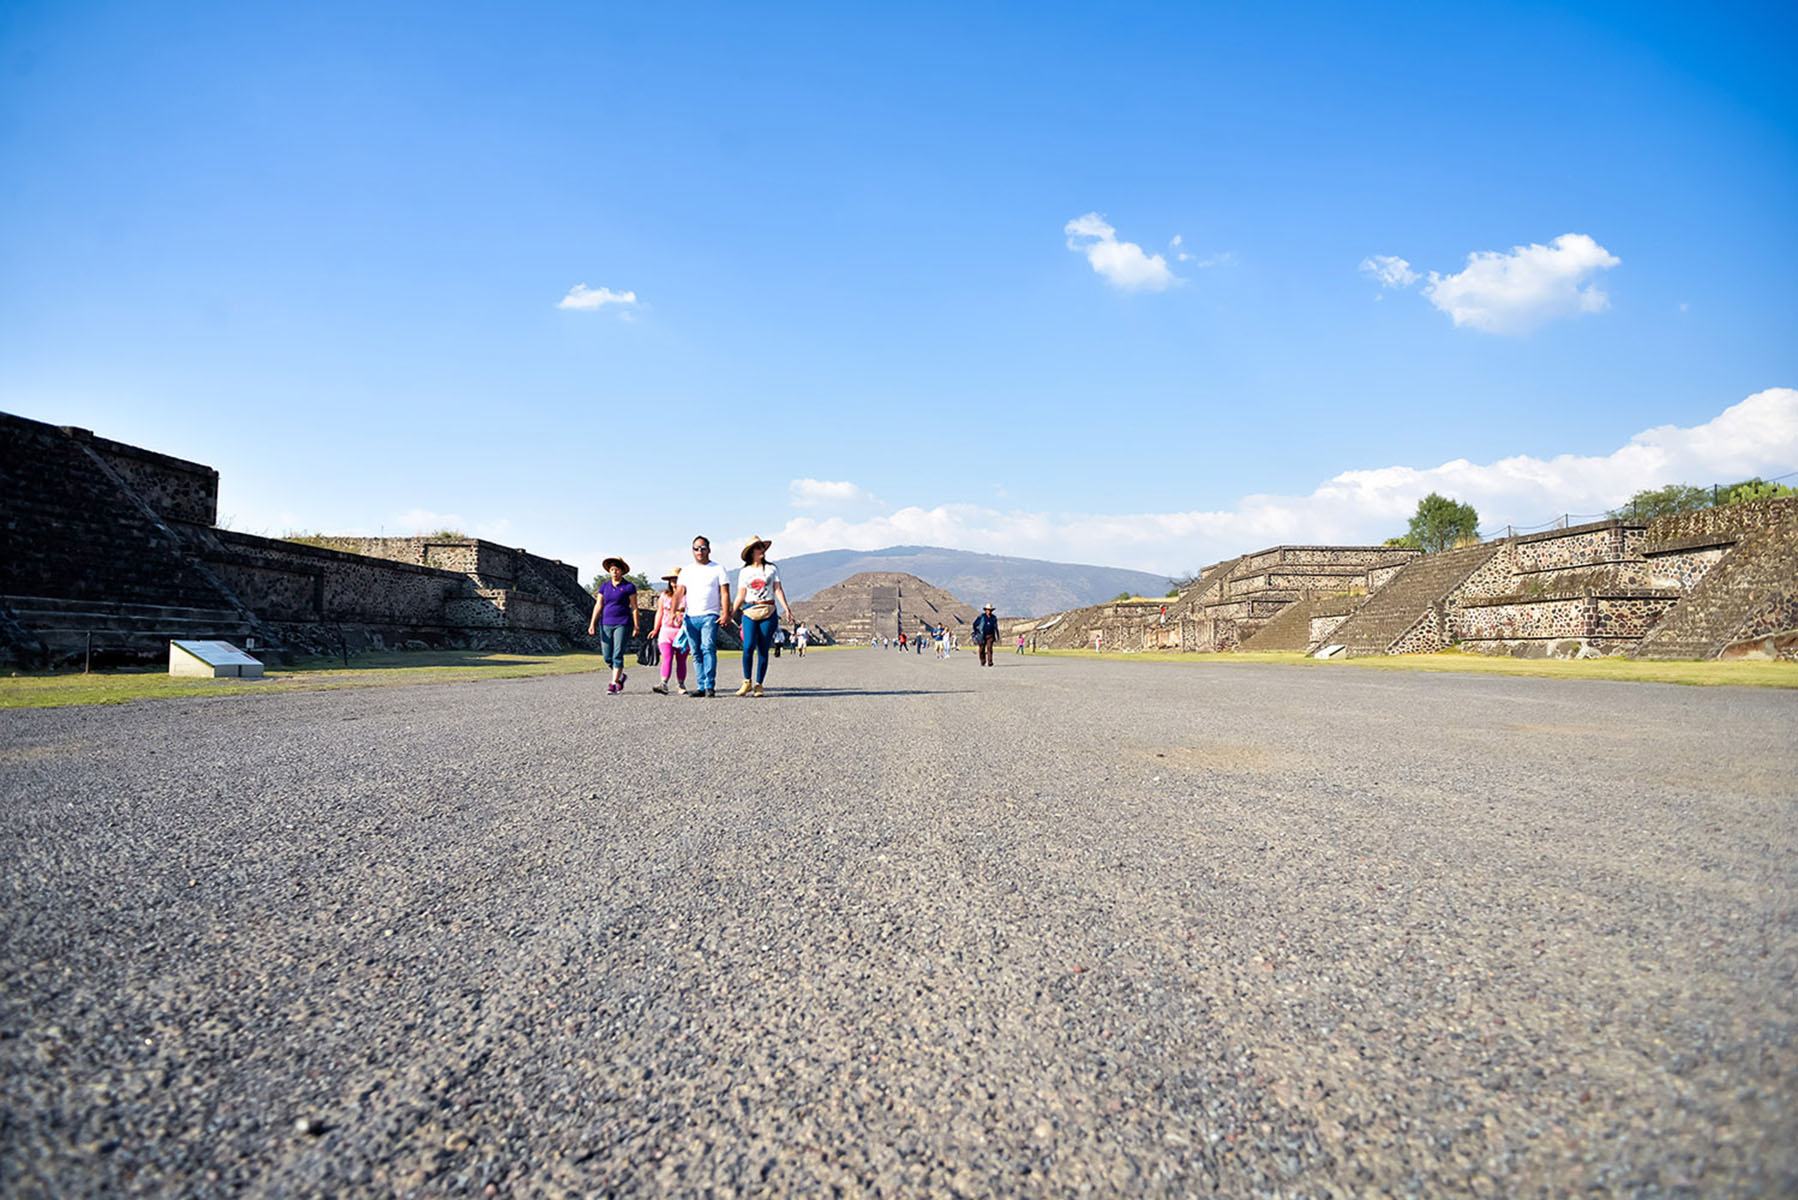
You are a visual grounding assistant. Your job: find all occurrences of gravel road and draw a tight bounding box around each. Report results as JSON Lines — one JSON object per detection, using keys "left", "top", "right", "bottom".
{"left": 3, "top": 650, "right": 1794, "bottom": 1198}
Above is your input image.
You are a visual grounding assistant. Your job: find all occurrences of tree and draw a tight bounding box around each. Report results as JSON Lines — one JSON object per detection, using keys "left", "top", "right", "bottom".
{"left": 1111, "top": 591, "right": 1134, "bottom": 603}
{"left": 1720, "top": 477, "right": 1797, "bottom": 506}
{"left": 1405, "top": 493, "right": 1479, "bottom": 554}
{"left": 1383, "top": 534, "right": 1420, "bottom": 549}
{"left": 1611, "top": 483, "right": 1709, "bottom": 522}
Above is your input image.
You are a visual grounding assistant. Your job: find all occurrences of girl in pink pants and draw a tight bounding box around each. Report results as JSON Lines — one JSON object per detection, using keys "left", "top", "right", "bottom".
{"left": 650, "top": 569, "right": 690, "bottom": 694}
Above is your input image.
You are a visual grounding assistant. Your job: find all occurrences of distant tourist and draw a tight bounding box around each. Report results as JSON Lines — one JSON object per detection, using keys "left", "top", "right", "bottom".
{"left": 973, "top": 604, "right": 999, "bottom": 667}
{"left": 678, "top": 535, "right": 733, "bottom": 698}
{"left": 649, "top": 567, "right": 689, "bottom": 695}
{"left": 1016, "top": 633, "right": 1025, "bottom": 655}
{"left": 795, "top": 624, "right": 810, "bottom": 656}
{"left": 1094, "top": 629, "right": 1103, "bottom": 653}
{"left": 732, "top": 535, "right": 794, "bottom": 698}
{"left": 587, "top": 556, "right": 642, "bottom": 694}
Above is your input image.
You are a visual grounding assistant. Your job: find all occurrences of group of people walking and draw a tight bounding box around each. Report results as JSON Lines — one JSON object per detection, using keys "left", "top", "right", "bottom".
{"left": 587, "top": 534, "right": 807, "bottom": 698}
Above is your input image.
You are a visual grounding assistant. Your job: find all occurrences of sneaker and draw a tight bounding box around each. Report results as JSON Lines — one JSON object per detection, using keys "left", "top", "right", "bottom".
{"left": 618, "top": 672, "right": 627, "bottom": 689}
{"left": 735, "top": 680, "right": 754, "bottom": 697}
{"left": 689, "top": 688, "right": 707, "bottom": 699}
{"left": 606, "top": 682, "right": 618, "bottom": 694}
{"left": 707, "top": 687, "right": 717, "bottom": 697}
{"left": 753, "top": 683, "right": 765, "bottom": 697}
{"left": 652, "top": 683, "right": 668, "bottom": 695}
{"left": 676, "top": 685, "right": 689, "bottom": 695}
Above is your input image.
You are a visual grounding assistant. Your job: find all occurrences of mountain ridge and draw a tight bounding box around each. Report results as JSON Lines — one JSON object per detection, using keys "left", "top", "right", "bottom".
{"left": 773, "top": 545, "right": 1170, "bottom": 617}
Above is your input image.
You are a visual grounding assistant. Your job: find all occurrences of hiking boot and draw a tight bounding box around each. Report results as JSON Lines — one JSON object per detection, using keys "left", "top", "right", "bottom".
{"left": 753, "top": 683, "right": 765, "bottom": 697}
{"left": 652, "top": 683, "right": 668, "bottom": 695}
{"left": 735, "top": 680, "right": 754, "bottom": 697}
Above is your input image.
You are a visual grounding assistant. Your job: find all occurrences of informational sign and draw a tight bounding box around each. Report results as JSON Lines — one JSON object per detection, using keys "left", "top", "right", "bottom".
{"left": 169, "top": 640, "right": 265, "bottom": 678}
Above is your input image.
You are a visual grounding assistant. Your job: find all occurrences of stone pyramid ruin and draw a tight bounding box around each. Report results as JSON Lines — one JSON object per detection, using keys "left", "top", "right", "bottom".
{"left": 789, "top": 571, "right": 979, "bottom": 644}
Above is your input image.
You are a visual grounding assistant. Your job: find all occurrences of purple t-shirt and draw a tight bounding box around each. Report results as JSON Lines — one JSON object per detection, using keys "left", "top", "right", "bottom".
{"left": 597, "top": 579, "right": 637, "bottom": 626}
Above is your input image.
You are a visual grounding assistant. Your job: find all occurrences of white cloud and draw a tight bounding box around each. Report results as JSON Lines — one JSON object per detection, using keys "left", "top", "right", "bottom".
{"left": 1381, "top": 234, "right": 1618, "bottom": 334}
{"left": 1359, "top": 254, "right": 1419, "bottom": 289}
{"left": 557, "top": 283, "right": 639, "bottom": 311}
{"left": 789, "top": 478, "right": 875, "bottom": 508}
{"left": 1064, "top": 212, "right": 1180, "bottom": 292}
{"left": 769, "top": 389, "right": 1798, "bottom": 576}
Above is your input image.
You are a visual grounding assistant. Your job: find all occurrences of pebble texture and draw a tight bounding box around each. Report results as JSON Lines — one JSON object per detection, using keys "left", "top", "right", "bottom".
{"left": 2, "top": 652, "right": 1794, "bottom": 1198}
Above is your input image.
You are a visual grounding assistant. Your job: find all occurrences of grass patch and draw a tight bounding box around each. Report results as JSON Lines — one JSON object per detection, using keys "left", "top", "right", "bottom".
{"left": 1029, "top": 647, "right": 1798, "bottom": 688}
{"left": 0, "top": 651, "right": 613, "bottom": 709}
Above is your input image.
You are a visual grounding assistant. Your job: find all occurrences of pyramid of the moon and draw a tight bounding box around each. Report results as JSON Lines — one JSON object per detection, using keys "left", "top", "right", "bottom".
{"left": 789, "top": 572, "right": 979, "bottom": 643}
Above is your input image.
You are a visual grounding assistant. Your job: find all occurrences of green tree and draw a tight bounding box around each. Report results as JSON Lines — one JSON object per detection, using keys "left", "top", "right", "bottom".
{"left": 1405, "top": 493, "right": 1479, "bottom": 553}
{"left": 1611, "top": 483, "right": 1710, "bottom": 522}
{"left": 1720, "top": 477, "right": 1797, "bottom": 506}
{"left": 1383, "top": 534, "right": 1421, "bottom": 549}
{"left": 1111, "top": 591, "right": 1133, "bottom": 602}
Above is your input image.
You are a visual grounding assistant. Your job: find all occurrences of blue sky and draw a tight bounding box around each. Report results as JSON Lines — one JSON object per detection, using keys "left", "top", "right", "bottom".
{"left": 3, "top": 1, "right": 1794, "bottom": 580}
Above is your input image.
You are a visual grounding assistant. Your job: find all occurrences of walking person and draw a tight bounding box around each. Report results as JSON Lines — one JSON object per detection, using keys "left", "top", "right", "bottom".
{"left": 677, "top": 535, "right": 733, "bottom": 698}
{"left": 973, "top": 604, "right": 999, "bottom": 667}
{"left": 732, "top": 535, "right": 795, "bottom": 697}
{"left": 586, "top": 557, "right": 642, "bottom": 694}
{"left": 649, "top": 567, "right": 689, "bottom": 694}
{"left": 1016, "top": 632, "right": 1026, "bottom": 654}
{"left": 795, "top": 624, "right": 809, "bottom": 656}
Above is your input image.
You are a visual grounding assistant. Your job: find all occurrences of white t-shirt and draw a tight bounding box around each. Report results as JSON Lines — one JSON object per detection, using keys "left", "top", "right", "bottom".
{"left": 682, "top": 560, "right": 731, "bottom": 618}
{"left": 736, "top": 561, "right": 780, "bottom": 605}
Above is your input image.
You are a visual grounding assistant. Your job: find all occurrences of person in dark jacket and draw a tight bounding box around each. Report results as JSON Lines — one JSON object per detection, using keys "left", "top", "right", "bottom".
{"left": 973, "top": 604, "right": 1000, "bottom": 667}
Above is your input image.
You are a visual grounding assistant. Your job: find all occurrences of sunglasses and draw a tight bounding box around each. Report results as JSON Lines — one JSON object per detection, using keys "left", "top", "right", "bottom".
{"left": 692, "top": 543, "right": 709, "bottom": 551}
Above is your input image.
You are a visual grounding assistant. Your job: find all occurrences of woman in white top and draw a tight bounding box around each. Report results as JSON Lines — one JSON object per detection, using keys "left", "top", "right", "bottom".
{"left": 732, "top": 535, "right": 795, "bottom": 697}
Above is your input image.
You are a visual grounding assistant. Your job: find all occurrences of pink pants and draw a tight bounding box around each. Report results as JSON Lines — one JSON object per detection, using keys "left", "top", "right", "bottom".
{"left": 659, "top": 640, "right": 689, "bottom": 685}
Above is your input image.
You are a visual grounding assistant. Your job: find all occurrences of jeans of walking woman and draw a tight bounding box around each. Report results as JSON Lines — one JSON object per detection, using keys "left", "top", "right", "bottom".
{"left": 740, "top": 614, "right": 778, "bottom": 684}
{"left": 599, "top": 623, "right": 630, "bottom": 669}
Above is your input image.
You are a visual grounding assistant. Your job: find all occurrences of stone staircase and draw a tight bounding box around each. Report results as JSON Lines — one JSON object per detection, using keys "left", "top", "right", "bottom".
{"left": 4, "top": 596, "right": 256, "bottom": 663}
{"left": 1238, "top": 596, "right": 1322, "bottom": 652}
{"left": 1323, "top": 542, "right": 1502, "bottom": 655}
{"left": 1632, "top": 526, "right": 1798, "bottom": 659}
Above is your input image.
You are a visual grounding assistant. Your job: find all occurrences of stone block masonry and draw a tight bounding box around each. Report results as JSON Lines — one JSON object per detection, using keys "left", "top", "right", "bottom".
{"left": 0, "top": 411, "right": 602, "bottom": 664}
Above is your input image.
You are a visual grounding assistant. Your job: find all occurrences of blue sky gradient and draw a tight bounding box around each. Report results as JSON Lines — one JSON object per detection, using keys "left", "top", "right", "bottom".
{"left": 3, "top": 2, "right": 1794, "bottom": 578}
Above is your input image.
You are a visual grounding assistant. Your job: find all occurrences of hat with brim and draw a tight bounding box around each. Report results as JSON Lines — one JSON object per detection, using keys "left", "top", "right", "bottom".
{"left": 740, "top": 535, "right": 772, "bottom": 564}
{"left": 602, "top": 556, "right": 629, "bottom": 574}
{"left": 983, "top": 604, "right": 995, "bottom": 611}
{"left": 662, "top": 566, "right": 682, "bottom": 582}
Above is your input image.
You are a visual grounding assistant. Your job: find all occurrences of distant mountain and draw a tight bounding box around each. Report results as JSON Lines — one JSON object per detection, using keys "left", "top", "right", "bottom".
{"left": 775, "top": 545, "right": 1171, "bottom": 617}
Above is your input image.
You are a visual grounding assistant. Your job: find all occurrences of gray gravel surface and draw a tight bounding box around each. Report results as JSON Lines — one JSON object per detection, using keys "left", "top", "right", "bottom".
{"left": 2, "top": 650, "right": 1794, "bottom": 1198}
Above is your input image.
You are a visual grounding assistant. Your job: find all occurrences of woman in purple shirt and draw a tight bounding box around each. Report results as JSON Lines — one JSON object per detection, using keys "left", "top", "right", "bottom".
{"left": 587, "top": 557, "right": 642, "bottom": 694}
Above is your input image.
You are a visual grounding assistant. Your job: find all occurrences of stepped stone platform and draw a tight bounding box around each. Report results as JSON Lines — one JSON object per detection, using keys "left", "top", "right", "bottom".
{"left": 0, "top": 411, "right": 602, "bottom": 666}
{"left": 1633, "top": 498, "right": 1798, "bottom": 660}
{"left": 1325, "top": 542, "right": 1503, "bottom": 656}
{"left": 790, "top": 571, "right": 976, "bottom": 644}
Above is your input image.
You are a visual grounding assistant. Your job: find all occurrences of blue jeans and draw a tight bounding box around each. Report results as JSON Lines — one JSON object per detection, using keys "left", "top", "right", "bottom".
{"left": 740, "top": 614, "right": 777, "bottom": 683}
{"left": 684, "top": 614, "right": 719, "bottom": 691}
{"left": 599, "top": 623, "right": 630, "bottom": 669}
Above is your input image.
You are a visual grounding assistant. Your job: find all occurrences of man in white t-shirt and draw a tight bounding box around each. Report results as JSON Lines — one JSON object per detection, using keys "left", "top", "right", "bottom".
{"left": 795, "top": 624, "right": 809, "bottom": 656}
{"left": 677, "top": 535, "right": 733, "bottom": 697}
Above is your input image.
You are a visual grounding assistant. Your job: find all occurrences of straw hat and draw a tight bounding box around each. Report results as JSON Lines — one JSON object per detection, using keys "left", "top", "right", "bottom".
{"left": 661, "top": 566, "right": 682, "bottom": 582}
{"left": 983, "top": 604, "right": 995, "bottom": 611}
{"left": 602, "top": 556, "right": 630, "bottom": 574}
{"left": 740, "top": 535, "right": 772, "bottom": 564}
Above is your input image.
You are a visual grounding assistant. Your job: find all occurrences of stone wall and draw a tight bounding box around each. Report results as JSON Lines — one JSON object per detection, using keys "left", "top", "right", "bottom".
{"left": 203, "top": 530, "right": 471, "bottom": 626}
{"left": 1645, "top": 546, "right": 1730, "bottom": 591}
{"left": 1509, "top": 521, "right": 1641, "bottom": 573}
{"left": 1455, "top": 591, "right": 1678, "bottom": 655}
{"left": 71, "top": 429, "right": 220, "bottom": 527}
{"left": 1646, "top": 496, "right": 1797, "bottom": 544}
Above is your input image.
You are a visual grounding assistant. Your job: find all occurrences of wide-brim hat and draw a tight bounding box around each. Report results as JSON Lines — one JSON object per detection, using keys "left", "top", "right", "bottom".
{"left": 662, "top": 566, "right": 683, "bottom": 582}
{"left": 740, "top": 535, "right": 772, "bottom": 564}
{"left": 983, "top": 604, "right": 995, "bottom": 611}
{"left": 602, "top": 556, "right": 629, "bottom": 574}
